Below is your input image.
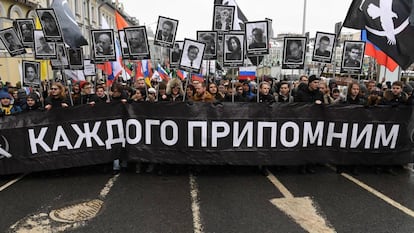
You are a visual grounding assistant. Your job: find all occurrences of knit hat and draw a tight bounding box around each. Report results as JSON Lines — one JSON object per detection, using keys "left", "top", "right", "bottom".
{"left": 0, "top": 91, "right": 11, "bottom": 99}
{"left": 148, "top": 87, "right": 156, "bottom": 94}
{"left": 308, "top": 75, "right": 320, "bottom": 83}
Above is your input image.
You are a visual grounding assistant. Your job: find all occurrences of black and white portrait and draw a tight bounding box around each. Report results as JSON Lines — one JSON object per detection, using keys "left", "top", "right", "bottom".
{"left": 68, "top": 48, "right": 84, "bottom": 70}
{"left": 312, "top": 32, "right": 336, "bottom": 63}
{"left": 15, "top": 19, "right": 35, "bottom": 47}
{"left": 245, "top": 21, "right": 269, "bottom": 56}
{"left": 34, "top": 30, "right": 56, "bottom": 59}
{"left": 154, "top": 16, "right": 178, "bottom": 48}
{"left": 0, "top": 28, "right": 26, "bottom": 57}
{"left": 179, "top": 39, "right": 205, "bottom": 73}
{"left": 170, "top": 41, "right": 183, "bottom": 68}
{"left": 125, "top": 26, "right": 150, "bottom": 60}
{"left": 91, "top": 30, "right": 116, "bottom": 61}
{"left": 223, "top": 32, "right": 245, "bottom": 67}
{"left": 51, "top": 44, "right": 69, "bottom": 69}
{"left": 118, "top": 30, "right": 130, "bottom": 59}
{"left": 341, "top": 40, "right": 365, "bottom": 73}
{"left": 212, "top": 5, "right": 235, "bottom": 32}
{"left": 197, "top": 31, "right": 217, "bottom": 60}
{"left": 282, "top": 37, "right": 307, "bottom": 69}
{"left": 36, "top": 9, "right": 62, "bottom": 42}
{"left": 22, "top": 60, "right": 41, "bottom": 87}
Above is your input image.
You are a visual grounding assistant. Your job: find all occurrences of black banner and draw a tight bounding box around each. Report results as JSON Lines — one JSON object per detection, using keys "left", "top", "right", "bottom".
{"left": 1, "top": 102, "right": 413, "bottom": 175}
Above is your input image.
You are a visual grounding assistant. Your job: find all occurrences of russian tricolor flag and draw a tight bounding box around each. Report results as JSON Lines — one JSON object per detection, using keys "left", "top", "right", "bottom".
{"left": 176, "top": 70, "right": 187, "bottom": 80}
{"left": 361, "top": 30, "right": 398, "bottom": 72}
{"left": 157, "top": 64, "right": 170, "bottom": 81}
{"left": 238, "top": 67, "right": 256, "bottom": 81}
{"left": 191, "top": 73, "right": 204, "bottom": 83}
{"left": 142, "top": 60, "right": 152, "bottom": 78}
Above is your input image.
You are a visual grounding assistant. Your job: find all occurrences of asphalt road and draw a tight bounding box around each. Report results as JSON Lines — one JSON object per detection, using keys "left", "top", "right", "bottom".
{"left": 1, "top": 164, "right": 414, "bottom": 233}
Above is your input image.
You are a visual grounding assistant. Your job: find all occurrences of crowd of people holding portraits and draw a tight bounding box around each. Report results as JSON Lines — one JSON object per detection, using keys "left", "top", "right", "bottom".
{"left": 1, "top": 5, "right": 413, "bottom": 175}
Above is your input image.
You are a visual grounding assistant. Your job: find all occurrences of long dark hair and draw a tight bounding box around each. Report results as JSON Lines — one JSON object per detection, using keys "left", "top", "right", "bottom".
{"left": 227, "top": 36, "right": 241, "bottom": 52}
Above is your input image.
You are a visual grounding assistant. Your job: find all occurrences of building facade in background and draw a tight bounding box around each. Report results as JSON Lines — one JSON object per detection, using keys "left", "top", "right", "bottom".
{"left": 0, "top": 0, "right": 137, "bottom": 86}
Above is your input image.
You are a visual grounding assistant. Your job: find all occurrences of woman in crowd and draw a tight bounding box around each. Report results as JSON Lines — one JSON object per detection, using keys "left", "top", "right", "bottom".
{"left": 71, "top": 82, "right": 82, "bottom": 105}
{"left": 343, "top": 82, "right": 366, "bottom": 105}
{"left": 318, "top": 80, "right": 334, "bottom": 104}
{"left": 166, "top": 78, "right": 184, "bottom": 102}
{"left": 336, "top": 81, "right": 366, "bottom": 175}
{"left": 157, "top": 82, "right": 169, "bottom": 101}
{"left": 185, "top": 84, "right": 195, "bottom": 101}
{"left": 366, "top": 88, "right": 382, "bottom": 106}
{"left": 44, "top": 82, "right": 70, "bottom": 110}
{"left": 130, "top": 88, "right": 146, "bottom": 102}
{"left": 208, "top": 82, "right": 223, "bottom": 101}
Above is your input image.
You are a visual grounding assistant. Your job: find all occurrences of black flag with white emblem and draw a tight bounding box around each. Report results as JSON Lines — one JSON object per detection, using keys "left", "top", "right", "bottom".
{"left": 51, "top": 0, "right": 88, "bottom": 48}
{"left": 343, "top": 0, "right": 414, "bottom": 69}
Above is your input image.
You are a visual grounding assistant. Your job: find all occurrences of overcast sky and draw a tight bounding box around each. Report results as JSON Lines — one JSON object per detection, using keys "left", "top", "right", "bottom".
{"left": 122, "top": 0, "right": 355, "bottom": 40}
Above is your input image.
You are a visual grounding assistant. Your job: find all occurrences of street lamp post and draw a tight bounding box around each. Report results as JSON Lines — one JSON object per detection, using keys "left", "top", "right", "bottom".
{"left": 302, "top": 0, "right": 307, "bottom": 36}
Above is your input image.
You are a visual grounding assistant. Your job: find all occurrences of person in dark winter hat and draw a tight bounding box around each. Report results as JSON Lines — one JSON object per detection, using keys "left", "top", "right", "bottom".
{"left": 307, "top": 74, "right": 320, "bottom": 84}
{"left": 0, "top": 91, "right": 22, "bottom": 116}
{"left": 295, "top": 75, "right": 323, "bottom": 104}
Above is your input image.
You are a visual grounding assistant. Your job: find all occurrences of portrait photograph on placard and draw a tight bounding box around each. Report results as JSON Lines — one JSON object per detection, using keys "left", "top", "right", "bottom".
{"left": 245, "top": 21, "right": 269, "bottom": 56}
{"left": 36, "top": 8, "right": 63, "bottom": 42}
{"left": 223, "top": 32, "right": 245, "bottom": 67}
{"left": 91, "top": 29, "right": 116, "bottom": 62}
{"left": 197, "top": 31, "right": 217, "bottom": 60}
{"left": 340, "top": 40, "right": 365, "bottom": 73}
{"left": 312, "top": 31, "right": 336, "bottom": 63}
{"left": 118, "top": 30, "right": 130, "bottom": 59}
{"left": 0, "top": 28, "right": 26, "bottom": 57}
{"left": 125, "top": 26, "right": 150, "bottom": 60}
{"left": 68, "top": 48, "right": 84, "bottom": 70}
{"left": 179, "top": 39, "right": 205, "bottom": 73}
{"left": 212, "top": 5, "right": 235, "bottom": 32}
{"left": 170, "top": 41, "right": 183, "bottom": 68}
{"left": 34, "top": 30, "right": 56, "bottom": 59}
{"left": 282, "top": 37, "right": 307, "bottom": 69}
{"left": 15, "top": 19, "right": 35, "bottom": 47}
{"left": 154, "top": 16, "right": 178, "bottom": 48}
{"left": 51, "top": 44, "right": 69, "bottom": 70}
{"left": 22, "top": 60, "right": 41, "bottom": 88}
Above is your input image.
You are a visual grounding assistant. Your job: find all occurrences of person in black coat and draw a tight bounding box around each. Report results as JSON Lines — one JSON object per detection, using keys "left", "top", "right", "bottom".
{"left": 294, "top": 75, "right": 323, "bottom": 174}
{"left": 295, "top": 75, "right": 323, "bottom": 104}
{"left": 44, "top": 82, "right": 70, "bottom": 110}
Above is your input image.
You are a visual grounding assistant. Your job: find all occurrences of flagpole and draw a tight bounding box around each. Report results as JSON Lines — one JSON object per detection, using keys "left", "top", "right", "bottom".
{"left": 183, "top": 71, "right": 190, "bottom": 102}
{"left": 257, "top": 57, "right": 260, "bottom": 103}
{"left": 232, "top": 68, "right": 235, "bottom": 103}
{"left": 61, "top": 68, "right": 73, "bottom": 106}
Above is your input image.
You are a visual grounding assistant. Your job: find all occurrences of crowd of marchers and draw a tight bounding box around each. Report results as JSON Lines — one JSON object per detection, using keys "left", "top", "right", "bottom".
{"left": 0, "top": 74, "right": 413, "bottom": 175}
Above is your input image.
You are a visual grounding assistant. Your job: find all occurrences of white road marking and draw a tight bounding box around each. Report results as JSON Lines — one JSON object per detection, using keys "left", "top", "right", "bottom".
{"left": 326, "top": 164, "right": 414, "bottom": 218}
{"left": 266, "top": 171, "right": 294, "bottom": 198}
{"left": 99, "top": 173, "right": 120, "bottom": 199}
{"left": 9, "top": 173, "right": 119, "bottom": 232}
{"left": 267, "top": 169, "right": 336, "bottom": 233}
{"left": 0, "top": 173, "right": 26, "bottom": 192}
{"left": 189, "top": 173, "right": 204, "bottom": 233}
{"left": 341, "top": 172, "right": 414, "bottom": 218}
